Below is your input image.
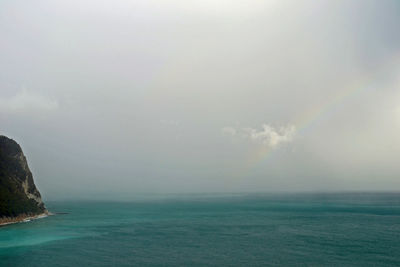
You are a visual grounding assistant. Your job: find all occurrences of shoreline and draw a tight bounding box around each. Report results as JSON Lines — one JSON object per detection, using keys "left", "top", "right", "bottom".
{"left": 0, "top": 212, "right": 52, "bottom": 227}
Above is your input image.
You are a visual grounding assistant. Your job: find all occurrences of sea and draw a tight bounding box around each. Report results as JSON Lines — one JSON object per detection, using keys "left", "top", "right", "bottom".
{"left": 1, "top": 193, "right": 400, "bottom": 266}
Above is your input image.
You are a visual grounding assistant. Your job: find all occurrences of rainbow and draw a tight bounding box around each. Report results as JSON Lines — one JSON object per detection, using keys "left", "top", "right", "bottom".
{"left": 241, "top": 51, "right": 400, "bottom": 175}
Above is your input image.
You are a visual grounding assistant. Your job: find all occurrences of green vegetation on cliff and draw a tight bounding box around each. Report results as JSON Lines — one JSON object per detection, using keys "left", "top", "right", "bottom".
{"left": 0, "top": 136, "right": 46, "bottom": 218}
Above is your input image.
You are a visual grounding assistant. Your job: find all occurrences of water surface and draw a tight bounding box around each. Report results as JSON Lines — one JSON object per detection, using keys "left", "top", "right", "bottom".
{"left": 1, "top": 193, "right": 400, "bottom": 266}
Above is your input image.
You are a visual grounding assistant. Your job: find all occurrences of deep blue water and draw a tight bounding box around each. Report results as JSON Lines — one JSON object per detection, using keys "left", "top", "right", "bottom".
{"left": 1, "top": 193, "right": 400, "bottom": 266}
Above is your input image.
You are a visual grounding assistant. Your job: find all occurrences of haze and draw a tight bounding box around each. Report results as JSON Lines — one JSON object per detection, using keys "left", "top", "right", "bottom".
{"left": 1, "top": 0, "right": 400, "bottom": 200}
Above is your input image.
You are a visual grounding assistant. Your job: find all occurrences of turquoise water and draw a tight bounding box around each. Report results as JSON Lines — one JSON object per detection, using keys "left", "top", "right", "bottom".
{"left": 1, "top": 193, "right": 400, "bottom": 266}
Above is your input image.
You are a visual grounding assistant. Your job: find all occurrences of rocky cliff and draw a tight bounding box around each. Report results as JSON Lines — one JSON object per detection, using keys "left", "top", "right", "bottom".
{"left": 0, "top": 135, "right": 46, "bottom": 221}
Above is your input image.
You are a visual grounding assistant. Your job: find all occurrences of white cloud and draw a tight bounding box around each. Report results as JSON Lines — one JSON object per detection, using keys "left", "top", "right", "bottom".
{"left": 223, "top": 124, "right": 296, "bottom": 148}
{"left": 0, "top": 90, "right": 59, "bottom": 113}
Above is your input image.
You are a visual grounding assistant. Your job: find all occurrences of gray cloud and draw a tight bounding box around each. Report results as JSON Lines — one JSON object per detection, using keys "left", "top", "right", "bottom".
{"left": 0, "top": 90, "right": 58, "bottom": 114}
{"left": 1, "top": 0, "right": 400, "bottom": 197}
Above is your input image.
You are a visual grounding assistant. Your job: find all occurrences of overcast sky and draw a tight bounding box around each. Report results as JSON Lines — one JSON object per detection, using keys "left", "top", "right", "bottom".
{"left": 1, "top": 0, "right": 400, "bottom": 199}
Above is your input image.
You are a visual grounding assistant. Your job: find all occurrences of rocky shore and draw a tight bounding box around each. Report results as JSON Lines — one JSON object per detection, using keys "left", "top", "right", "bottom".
{"left": 0, "top": 212, "right": 52, "bottom": 227}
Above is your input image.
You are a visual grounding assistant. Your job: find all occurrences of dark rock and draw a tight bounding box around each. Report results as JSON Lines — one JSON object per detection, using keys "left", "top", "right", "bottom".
{"left": 0, "top": 135, "right": 47, "bottom": 218}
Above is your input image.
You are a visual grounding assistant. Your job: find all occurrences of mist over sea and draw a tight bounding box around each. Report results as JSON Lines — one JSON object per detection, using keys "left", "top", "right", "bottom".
{"left": 1, "top": 193, "right": 400, "bottom": 266}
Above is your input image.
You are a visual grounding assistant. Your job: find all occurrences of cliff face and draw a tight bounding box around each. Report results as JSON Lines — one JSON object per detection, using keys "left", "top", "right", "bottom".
{"left": 0, "top": 136, "right": 46, "bottom": 218}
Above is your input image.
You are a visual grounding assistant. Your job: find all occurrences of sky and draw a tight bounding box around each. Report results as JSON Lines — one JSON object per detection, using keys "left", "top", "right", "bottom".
{"left": 1, "top": 0, "right": 400, "bottom": 199}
